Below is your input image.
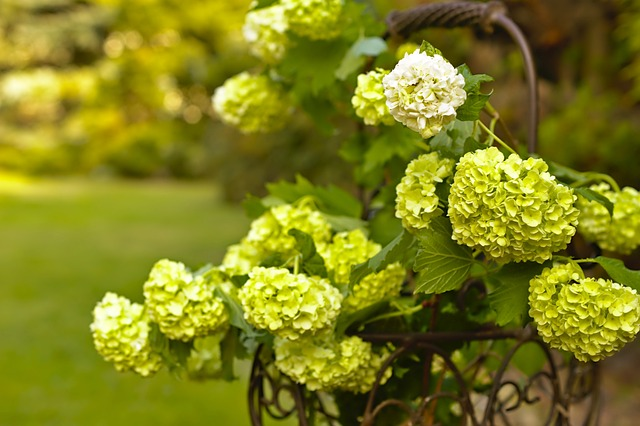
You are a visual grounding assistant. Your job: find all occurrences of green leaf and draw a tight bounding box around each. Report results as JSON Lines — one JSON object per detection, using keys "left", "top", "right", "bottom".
{"left": 456, "top": 92, "right": 492, "bottom": 122}
{"left": 334, "top": 300, "right": 389, "bottom": 336}
{"left": 457, "top": 64, "right": 493, "bottom": 94}
{"left": 214, "top": 288, "right": 268, "bottom": 341}
{"left": 546, "top": 160, "right": 586, "bottom": 183}
{"left": 242, "top": 194, "right": 268, "bottom": 219}
{"left": 288, "top": 228, "right": 328, "bottom": 277}
{"left": 251, "top": 0, "right": 278, "bottom": 9}
{"left": 363, "top": 125, "right": 420, "bottom": 173}
{"left": 487, "top": 262, "right": 548, "bottom": 326}
{"left": 574, "top": 187, "right": 614, "bottom": 218}
{"left": 592, "top": 256, "right": 640, "bottom": 291}
{"left": 350, "top": 229, "right": 415, "bottom": 286}
{"left": 266, "top": 175, "right": 362, "bottom": 218}
{"left": 335, "top": 36, "right": 387, "bottom": 80}
{"left": 429, "top": 120, "right": 478, "bottom": 159}
{"left": 220, "top": 329, "right": 238, "bottom": 381}
{"left": 419, "top": 40, "right": 442, "bottom": 57}
{"left": 413, "top": 217, "right": 474, "bottom": 294}
{"left": 322, "top": 213, "right": 367, "bottom": 233}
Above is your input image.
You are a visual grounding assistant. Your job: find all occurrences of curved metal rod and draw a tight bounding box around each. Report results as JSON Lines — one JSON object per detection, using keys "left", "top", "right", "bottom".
{"left": 385, "top": 0, "right": 539, "bottom": 153}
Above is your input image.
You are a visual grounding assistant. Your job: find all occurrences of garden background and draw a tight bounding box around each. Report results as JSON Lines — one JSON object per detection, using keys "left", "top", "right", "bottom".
{"left": 1, "top": 0, "right": 639, "bottom": 424}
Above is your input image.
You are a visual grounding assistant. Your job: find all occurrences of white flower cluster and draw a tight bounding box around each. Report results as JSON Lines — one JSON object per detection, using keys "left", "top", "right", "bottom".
{"left": 382, "top": 50, "right": 467, "bottom": 138}
{"left": 274, "top": 334, "right": 391, "bottom": 393}
{"left": 91, "top": 292, "right": 163, "bottom": 377}
{"left": 243, "top": 5, "right": 289, "bottom": 64}
{"left": 143, "top": 259, "right": 229, "bottom": 341}
{"left": 238, "top": 267, "right": 342, "bottom": 340}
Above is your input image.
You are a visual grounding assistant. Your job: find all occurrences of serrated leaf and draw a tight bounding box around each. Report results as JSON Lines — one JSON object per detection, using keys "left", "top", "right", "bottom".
{"left": 546, "top": 160, "right": 586, "bottom": 183}
{"left": 243, "top": 194, "right": 268, "bottom": 219}
{"left": 429, "top": 120, "right": 477, "bottom": 159}
{"left": 363, "top": 125, "right": 420, "bottom": 173}
{"left": 457, "top": 64, "right": 493, "bottom": 94}
{"left": 214, "top": 288, "right": 268, "bottom": 341}
{"left": 456, "top": 92, "right": 492, "bottom": 122}
{"left": 220, "top": 329, "right": 238, "bottom": 380}
{"left": 592, "top": 256, "right": 640, "bottom": 292}
{"left": 251, "top": 0, "right": 278, "bottom": 9}
{"left": 335, "top": 36, "right": 387, "bottom": 80}
{"left": 487, "top": 262, "right": 548, "bottom": 326}
{"left": 413, "top": 218, "right": 474, "bottom": 294}
{"left": 350, "top": 229, "right": 414, "bottom": 286}
{"left": 266, "top": 175, "right": 362, "bottom": 218}
{"left": 288, "top": 228, "right": 328, "bottom": 277}
{"left": 334, "top": 300, "right": 388, "bottom": 336}
{"left": 574, "top": 187, "right": 614, "bottom": 218}
{"left": 419, "top": 40, "right": 442, "bottom": 57}
{"left": 323, "top": 213, "right": 367, "bottom": 233}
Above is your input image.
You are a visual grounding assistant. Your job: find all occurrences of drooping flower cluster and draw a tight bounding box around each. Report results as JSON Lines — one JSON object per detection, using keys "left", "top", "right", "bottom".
{"left": 91, "top": 292, "right": 163, "bottom": 377}
{"left": 274, "top": 334, "right": 391, "bottom": 393}
{"left": 319, "top": 229, "right": 381, "bottom": 285}
{"left": 212, "top": 72, "right": 291, "bottom": 134}
{"left": 529, "top": 263, "right": 640, "bottom": 362}
{"left": 448, "top": 147, "right": 579, "bottom": 263}
{"left": 281, "top": 0, "right": 343, "bottom": 40}
{"left": 238, "top": 267, "right": 342, "bottom": 340}
{"left": 343, "top": 262, "right": 406, "bottom": 313}
{"left": 382, "top": 50, "right": 467, "bottom": 138}
{"left": 245, "top": 203, "right": 333, "bottom": 259}
{"left": 243, "top": 4, "right": 289, "bottom": 64}
{"left": 143, "top": 259, "right": 229, "bottom": 341}
{"left": 396, "top": 152, "right": 456, "bottom": 232}
{"left": 185, "top": 330, "right": 227, "bottom": 380}
{"left": 351, "top": 69, "right": 395, "bottom": 126}
{"left": 576, "top": 183, "right": 640, "bottom": 254}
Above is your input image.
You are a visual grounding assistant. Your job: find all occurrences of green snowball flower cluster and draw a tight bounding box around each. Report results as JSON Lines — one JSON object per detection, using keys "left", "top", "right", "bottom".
{"left": 383, "top": 50, "right": 467, "bottom": 138}
{"left": 281, "top": 0, "right": 343, "bottom": 40}
{"left": 448, "top": 147, "right": 579, "bottom": 263}
{"left": 576, "top": 183, "right": 640, "bottom": 254}
{"left": 319, "top": 229, "right": 381, "bottom": 285}
{"left": 343, "top": 262, "right": 406, "bottom": 313}
{"left": 274, "top": 334, "right": 391, "bottom": 393}
{"left": 245, "top": 203, "right": 332, "bottom": 259}
{"left": 396, "top": 152, "right": 455, "bottom": 232}
{"left": 529, "top": 263, "right": 640, "bottom": 362}
{"left": 238, "top": 267, "right": 342, "bottom": 340}
{"left": 143, "top": 259, "right": 229, "bottom": 341}
{"left": 243, "top": 4, "right": 289, "bottom": 64}
{"left": 351, "top": 69, "right": 395, "bottom": 126}
{"left": 212, "top": 72, "right": 291, "bottom": 134}
{"left": 91, "top": 292, "right": 163, "bottom": 377}
{"left": 185, "top": 330, "right": 227, "bottom": 381}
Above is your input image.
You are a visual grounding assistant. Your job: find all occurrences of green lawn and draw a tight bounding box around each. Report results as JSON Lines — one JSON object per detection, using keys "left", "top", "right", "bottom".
{"left": 0, "top": 179, "right": 255, "bottom": 425}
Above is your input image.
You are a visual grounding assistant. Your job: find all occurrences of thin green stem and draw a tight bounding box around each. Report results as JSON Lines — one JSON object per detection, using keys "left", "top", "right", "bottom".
{"left": 361, "top": 302, "right": 424, "bottom": 326}
{"left": 477, "top": 120, "right": 517, "bottom": 155}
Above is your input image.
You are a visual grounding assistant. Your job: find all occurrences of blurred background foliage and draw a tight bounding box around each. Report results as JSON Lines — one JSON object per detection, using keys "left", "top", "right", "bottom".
{"left": 0, "top": 0, "right": 639, "bottom": 193}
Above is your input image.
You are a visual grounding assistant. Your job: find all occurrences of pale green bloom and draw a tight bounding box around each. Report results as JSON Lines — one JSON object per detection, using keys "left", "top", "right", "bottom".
{"left": 448, "top": 147, "right": 579, "bottom": 263}
{"left": 221, "top": 240, "right": 263, "bottom": 276}
{"left": 343, "top": 262, "right": 406, "bottom": 313}
{"left": 274, "top": 334, "right": 391, "bottom": 393}
{"left": 243, "top": 5, "right": 289, "bottom": 64}
{"left": 281, "top": 0, "right": 343, "bottom": 40}
{"left": 212, "top": 72, "right": 291, "bottom": 133}
{"left": 576, "top": 183, "right": 640, "bottom": 254}
{"left": 352, "top": 69, "right": 395, "bottom": 126}
{"left": 239, "top": 267, "right": 342, "bottom": 340}
{"left": 383, "top": 50, "right": 466, "bottom": 138}
{"left": 245, "top": 203, "right": 332, "bottom": 260}
{"left": 91, "top": 292, "right": 163, "bottom": 377}
{"left": 396, "top": 152, "right": 456, "bottom": 232}
{"left": 143, "top": 259, "right": 229, "bottom": 341}
{"left": 185, "top": 330, "right": 227, "bottom": 380}
{"left": 529, "top": 263, "right": 640, "bottom": 362}
{"left": 318, "top": 229, "right": 381, "bottom": 286}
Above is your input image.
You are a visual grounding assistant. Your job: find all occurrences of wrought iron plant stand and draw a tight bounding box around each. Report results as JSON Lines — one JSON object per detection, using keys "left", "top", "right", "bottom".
{"left": 248, "top": 2, "right": 600, "bottom": 425}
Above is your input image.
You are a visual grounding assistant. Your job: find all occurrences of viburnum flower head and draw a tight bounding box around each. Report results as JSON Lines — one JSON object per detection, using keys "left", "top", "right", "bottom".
{"left": 318, "top": 229, "right": 381, "bottom": 286}
{"left": 185, "top": 330, "right": 227, "bottom": 380}
{"left": 448, "top": 147, "right": 579, "bottom": 263}
{"left": 91, "top": 292, "right": 163, "bottom": 377}
{"left": 576, "top": 183, "right": 640, "bottom": 254}
{"left": 281, "top": 0, "right": 343, "bottom": 40}
{"left": 343, "top": 262, "right": 406, "bottom": 313}
{"left": 529, "top": 263, "right": 640, "bottom": 362}
{"left": 396, "top": 152, "right": 456, "bottom": 232}
{"left": 352, "top": 69, "right": 395, "bottom": 126}
{"left": 245, "top": 203, "right": 332, "bottom": 259}
{"left": 238, "top": 267, "right": 342, "bottom": 340}
{"left": 274, "top": 334, "right": 391, "bottom": 393}
{"left": 383, "top": 49, "right": 467, "bottom": 138}
{"left": 212, "top": 72, "right": 291, "bottom": 134}
{"left": 143, "top": 259, "right": 229, "bottom": 341}
{"left": 243, "top": 4, "right": 289, "bottom": 64}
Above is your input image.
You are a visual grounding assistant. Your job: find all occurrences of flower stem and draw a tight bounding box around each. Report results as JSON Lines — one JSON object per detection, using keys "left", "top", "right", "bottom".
{"left": 477, "top": 120, "right": 517, "bottom": 155}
